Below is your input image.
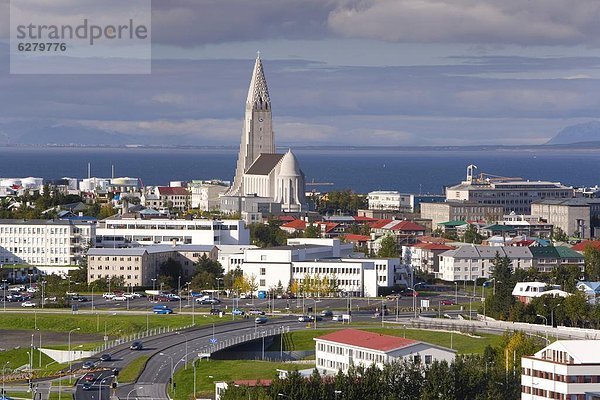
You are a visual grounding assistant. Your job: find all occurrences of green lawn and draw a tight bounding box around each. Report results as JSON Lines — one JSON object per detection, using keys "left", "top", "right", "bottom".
{"left": 269, "top": 327, "right": 503, "bottom": 355}
{"left": 5, "top": 392, "right": 63, "bottom": 400}
{"left": 118, "top": 355, "right": 150, "bottom": 383}
{"left": 168, "top": 360, "right": 301, "bottom": 400}
{"left": 0, "top": 347, "right": 65, "bottom": 377}
{"left": 0, "top": 312, "right": 221, "bottom": 335}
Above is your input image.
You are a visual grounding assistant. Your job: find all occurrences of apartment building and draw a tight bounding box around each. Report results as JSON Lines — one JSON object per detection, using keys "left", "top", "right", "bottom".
{"left": 0, "top": 219, "right": 96, "bottom": 266}
{"left": 95, "top": 216, "right": 249, "bottom": 247}
{"left": 87, "top": 244, "right": 217, "bottom": 287}
{"left": 531, "top": 199, "right": 600, "bottom": 239}
{"left": 438, "top": 245, "right": 533, "bottom": 281}
{"left": 420, "top": 202, "right": 504, "bottom": 227}
{"left": 315, "top": 329, "right": 455, "bottom": 375}
{"left": 522, "top": 340, "right": 600, "bottom": 399}
{"left": 188, "top": 180, "right": 229, "bottom": 211}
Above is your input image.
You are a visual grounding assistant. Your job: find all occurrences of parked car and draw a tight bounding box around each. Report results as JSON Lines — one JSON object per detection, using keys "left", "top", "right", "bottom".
{"left": 440, "top": 299, "right": 455, "bottom": 306}
{"left": 82, "top": 382, "right": 93, "bottom": 390}
{"left": 232, "top": 308, "right": 245, "bottom": 316}
{"left": 21, "top": 301, "right": 36, "bottom": 307}
{"left": 255, "top": 316, "right": 268, "bottom": 324}
{"left": 298, "top": 315, "right": 313, "bottom": 322}
{"left": 196, "top": 298, "right": 220, "bottom": 305}
{"left": 332, "top": 314, "right": 344, "bottom": 322}
{"left": 76, "top": 296, "right": 89, "bottom": 302}
{"left": 82, "top": 361, "right": 96, "bottom": 369}
{"left": 209, "top": 308, "right": 222, "bottom": 315}
{"left": 130, "top": 341, "right": 143, "bottom": 350}
{"left": 102, "top": 293, "right": 115, "bottom": 299}
{"left": 99, "top": 354, "right": 111, "bottom": 362}
{"left": 113, "top": 295, "right": 127, "bottom": 301}
{"left": 248, "top": 309, "right": 265, "bottom": 315}
{"left": 386, "top": 294, "right": 401, "bottom": 300}
{"left": 320, "top": 310, "right": 333, "bottom": 317}
{"left": 152, "top": 305, "right": 173, "bottom": 314}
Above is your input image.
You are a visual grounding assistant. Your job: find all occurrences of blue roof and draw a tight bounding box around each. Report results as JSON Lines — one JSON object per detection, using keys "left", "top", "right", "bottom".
{"left": 578, "top": 281, "right": 600, "bottom": 293}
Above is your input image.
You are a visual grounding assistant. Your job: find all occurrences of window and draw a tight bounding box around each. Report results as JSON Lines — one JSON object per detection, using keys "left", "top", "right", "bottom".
{"left": 260, "top": 268, "right": 266, "bottom": 275}
{"left": 424, "top": 355, "right": 432, "bottom": 365}
{"left": 260, "top": 279, "right": 266, "bottom": 286}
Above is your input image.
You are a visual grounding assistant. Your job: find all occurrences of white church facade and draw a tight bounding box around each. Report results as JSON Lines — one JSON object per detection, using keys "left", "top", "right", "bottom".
{"left": 224, "top": 54, "right": 307, "bottom": 213}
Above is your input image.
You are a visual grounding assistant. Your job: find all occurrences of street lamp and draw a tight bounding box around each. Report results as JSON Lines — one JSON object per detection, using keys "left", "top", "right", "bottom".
{"left": 216, "top": 277, "right": 223, "bottom": 299}
{"left": 68, "top": 327, "right": 80, "bottom": 376}
{"left": 537, "top": 314, "right": 549, "bottom": 343}
{"left": 410, "top": 282, "right": 426, "bottom": 318}
{"left": 126, "top": 386, "right": 144, "bottom": 400}
{"left": 2, "top": 279, "right": 7, "bottom": 313}
{"left": 176, "top": 331, "right": 189, "bottom": 369}
{"left": 178, "top": 276, "right": 182, "bottom": 313}
{"left": 193, "top": 353, "right": 211, "bottom": 398}
{"left": 308, "top": 298, "right": 317, "bottom": 329}
{"left": 159, "top": 353, "right": 174, "bottom": 391}
{"left": 551, "top": 303, "right": 562, "bottom": 327}
{"left": 453, "top": 281, "right": 457, "bottom": 305}
{"left": 2, "top": 361, "right": 10, "bottom": 396}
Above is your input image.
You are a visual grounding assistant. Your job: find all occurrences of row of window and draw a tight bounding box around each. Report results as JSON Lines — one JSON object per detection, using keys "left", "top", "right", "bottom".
{"left": 0, "top": 247, "right": 70, "bottom": 254}
{"left": 0, "top": 227, "right": 77, "bottom": 234}
{"left": 522, "top": 385, "right": 580, "bottom": 399}
{"left": 90, "top": 274, "right": 139, "bottom": 281}
{"left": 292, "top": 267, "right": 361, "bottom": 275}
{"left": 90, "top": 256, "right": 141, "bottom": 261}
{"left": 103, "top": 224, "right": 237, "bottom": 231}
{"left": 90, "top": 266, "right": 140, "bottom": 271}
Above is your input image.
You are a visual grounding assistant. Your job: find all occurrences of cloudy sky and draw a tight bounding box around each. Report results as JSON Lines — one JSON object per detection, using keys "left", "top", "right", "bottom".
{"left": 1, "top": 0, "right": 600, "bottom": 146}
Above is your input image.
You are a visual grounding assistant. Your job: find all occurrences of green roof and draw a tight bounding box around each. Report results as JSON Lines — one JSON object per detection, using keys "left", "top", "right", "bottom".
{"left": 438, "top": 220, "right": 468, "bottom": 227}
{"left": 530, "top": 246, "right": 583, "bottom": 260}
{"left": 483, "top": 224, "right": 514, "bottom": 231}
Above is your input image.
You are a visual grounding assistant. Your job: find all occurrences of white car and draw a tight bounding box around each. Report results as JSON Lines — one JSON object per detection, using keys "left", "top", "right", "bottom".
{"left": 102, "top": 293, "right": 115, "bottom": 299}
{"left": 21, "top": 301, "right": 36, "bottom": 307}
{"left": 112, "top": 295, "right": 127, "bottom": 301}
{"left": 124, "top": 293, "right": 136, "bottom": 299}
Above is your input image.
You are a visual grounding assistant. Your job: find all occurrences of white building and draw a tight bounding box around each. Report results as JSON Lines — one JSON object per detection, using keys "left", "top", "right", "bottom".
{"left": 446, "top": 165, "right": 573, "bottom": 214}
{"left": 188, "top": 180, "right": 229, "bottom": 211}
{"left": 315, "top": 329, "right": 455, "bottom": 375}
{"left": 522, "top": 340, "right": 600, "bottom": 399}
{"left": 237, "top": 238, "right": 409, "bottom": 297}
{"left": 95, "top": 216, "right": 249, "bottom": 247}
{"left": 368, "top": 191, "right": 410, "bottom": 211}
{"left": 438, "top": 245, "right": 533, "bottom": 281}
{"left": 0, "top": 219, "right": 96, "bottom": 266}
{"left": 512, "top": 282, "right": 569, "bottom": 304}
{"left": 226, "top": 54, "right": 307, "bottom": 212}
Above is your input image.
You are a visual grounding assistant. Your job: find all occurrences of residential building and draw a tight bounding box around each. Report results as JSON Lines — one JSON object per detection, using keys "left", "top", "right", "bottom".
{"left": 0, "top": 219, "right": 96, "bottom": 266}
{"left": 368, "top": 191, "right": 445, "bottom": 213}
{"left": 402, "top": 242, "right": 455, "bottom": 275}
{"left": 156, "top": 186, "right": 191, "bottom": 212}
{"left": 502, "top": 214, "right": 554, "bottom": 238}
{"left": 529, "top": 246, "right": 584, "bottom": 273}
{"left": 521, "top": 340, "right": 600, "bottom": 399}
{"left": 531, "top": 198, "right": 600, "bottom": 239}
{"left": 226, "top": 54, "right": 307, "bottom": 212}
{"left": 219, "top": 194, "right": 282, "bottom": 224}
{"left": 95, "top": 216, "right": 249, "bottom": 247}
{"left": 576, "top": 281, "right": 600, "bottom": 305}
{"left": 87, "top": 244, "right": 217, "bottom": 287}
{"left": 445, "top": 165, "right": 573, "bottom": 214}
{"left": 512, "top": 282, "right": 569, "bottom": 304}
{"left": 188, "top": 180, "right": 229, "bottom": 211}
{"left": 420, "top": 202, "right": 504, "bottom": 228}
{"left": 315, "top": 329, "right": 455, "bottom": 375}
{"left": 438, "top": 245, "right": 533, "bottom": 281}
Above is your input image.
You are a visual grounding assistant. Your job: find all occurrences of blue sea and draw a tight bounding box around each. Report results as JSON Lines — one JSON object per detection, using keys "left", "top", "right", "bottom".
{"left": 1, "top": 147, "right": 599, "bottom": 194}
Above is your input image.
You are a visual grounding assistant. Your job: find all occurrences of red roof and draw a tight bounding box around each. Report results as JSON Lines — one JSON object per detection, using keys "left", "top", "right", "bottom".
{"left": 370, "top": 219, "right": 393, "bottom": 229}
{"left": 276, "top": 215, "right": 296, "bottom": 222}
{"left": 353, "top": 216, "right": 377, "bottom": 222}
{"left": 413, "top": 242, "right": 454, "bottom": 251}
{"left": 343, "top": 234, "right": 371, "bottom": 242}
{"left": 157, "top": 187, "right": 190, "bottom": 196}
{"left": 316, "top": 329, "right": 417, "bottom": 352}
{"left": 281, "top": 219, "right": 306, "bottom": 230}
{"left": 317, "top": 222, "right": 339, "bottom": 233}
{"left": 572, "top": 240, "right": 600, "bottom": 252}
{"left": 511, "top": 239, "right": 535, "bottom": 247}
{"left": 390, "top": 220, "right": 426, "bottom": 232}
{"left": 417, "top": 236, "right": 451, "bottom": 244}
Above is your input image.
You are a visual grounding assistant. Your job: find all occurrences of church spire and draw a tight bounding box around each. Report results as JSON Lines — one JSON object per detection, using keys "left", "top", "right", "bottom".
{"left": 246, "top": 52, "right": 271, "bottom": 111}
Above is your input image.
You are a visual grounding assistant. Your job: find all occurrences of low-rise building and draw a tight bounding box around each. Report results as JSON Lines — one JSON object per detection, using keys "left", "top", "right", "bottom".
{"left": 403, "top": 242, "right": 455, "bottom": 275}
{"left": 95, "top": 216, "right": 249, "bottom": 247}
{"left": 421, "top": 202, "right": 504, "bottom": 228}
{"left": 576, "top": 281, "right": 600, "bottom": 305}
{"left": 315, "top": 329, "right": 455, "bottom": 375}
{"left": 531, "top": 198, "right": 600, "bottom": 239}
{"left": 188, "top": 180, "right": 229, "bottom": 211}
{"left": 529, "top": 246, "right": 584, "bottom": 273}
{"left": 522, "top": 340, "right": 600, "bottom": 399}
{"left": 438, "top": 245, "right": 533, "bottom": 281}
{"left": 0, "top": 219, "right": 96, "bottom": 266}
{"left": 87, "top": 244, "right": 217, "bottom": 287}
{"left": 512, "top": 282, "right": 569, "bottom": 304}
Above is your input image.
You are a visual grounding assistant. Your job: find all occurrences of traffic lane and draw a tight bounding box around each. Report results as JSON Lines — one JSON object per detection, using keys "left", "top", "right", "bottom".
{"left": 75, "top": 369, "right": 114, "bottom": 400}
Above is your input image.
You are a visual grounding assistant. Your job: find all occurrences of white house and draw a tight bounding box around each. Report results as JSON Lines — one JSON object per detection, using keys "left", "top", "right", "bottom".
{"left": 512, "top": 282, "right": 570, "bottom": 304}
{"left": 315, "top": 329, "right": 455, "bottom": 375}
{"left": 576, "top": 281, "right": 600, "bottom": 305}
{"left": 522, "top": 340, "right": 600, "bottom": 399}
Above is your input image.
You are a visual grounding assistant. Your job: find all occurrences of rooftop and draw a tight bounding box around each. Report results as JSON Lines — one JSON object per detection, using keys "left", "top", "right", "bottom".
{"left": 315, "top": 329, "right": 418, "bottom": 352}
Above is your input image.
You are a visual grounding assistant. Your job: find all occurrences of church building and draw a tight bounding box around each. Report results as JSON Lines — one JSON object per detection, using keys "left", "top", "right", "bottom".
{"left": 225, "top": 54, "right": 306, "bottom": 213}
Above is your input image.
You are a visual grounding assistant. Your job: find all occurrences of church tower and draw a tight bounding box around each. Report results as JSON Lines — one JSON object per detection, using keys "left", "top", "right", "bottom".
{"left": 228, "top": 53, "right": 275, "bottom": 196}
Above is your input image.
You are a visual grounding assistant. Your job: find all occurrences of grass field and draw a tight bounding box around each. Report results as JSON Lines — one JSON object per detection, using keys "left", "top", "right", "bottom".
{"left": 268, "top": 326, "right": 504, "bottom": 355}
{"left": 5, "top": 392, "right": 63, "bottom": 400}
{"left": 0, "top": 312, "right": 221, "bottom": 336}
{"left": 168, "top": 360, "right": 300, "bottom": 400}
{"left": 119, "top": 355, "right": 150, "bottom": 383}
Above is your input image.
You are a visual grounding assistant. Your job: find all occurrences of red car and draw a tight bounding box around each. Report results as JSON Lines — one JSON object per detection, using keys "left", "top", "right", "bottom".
{"left": 83, "top": 373, "right": 95, "bottom": 382}
{"left": 440, "top": 300, "right": 455, "bottom": 306}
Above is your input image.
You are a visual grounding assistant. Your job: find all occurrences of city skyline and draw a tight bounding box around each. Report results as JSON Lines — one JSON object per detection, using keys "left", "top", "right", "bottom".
{"left": 0, "top": 1, "right": 599, "bottom": 146}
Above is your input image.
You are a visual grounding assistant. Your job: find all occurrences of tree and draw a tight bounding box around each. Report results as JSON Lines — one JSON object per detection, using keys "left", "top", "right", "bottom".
{"left": 552, "top": 226, "right": 568, "bottom": 242}
{"left": 377, "top": 235, "right": 398, "bottom": 258}
{"left": 223, "top": 267, "right": 243, "bottom": 292}
{"left": 485, "top": 253, "right": 515, "bottom": 320}
{"left": 551, "top": 264, "right": 582, "bottom": 293}
{"left": 584, "top": 245, "right": 600, "bottom": 281}
{"left": 462, "top": 224, "right": 483, "bottom": 244}
{"left": 158, "top": 258, "right": 183, "bottom": 289}
{"left": 250, "top": 220, "right": 288, "bottom": 247}
{"left": 304, "top": 224, "right": 320, "bottom": 238}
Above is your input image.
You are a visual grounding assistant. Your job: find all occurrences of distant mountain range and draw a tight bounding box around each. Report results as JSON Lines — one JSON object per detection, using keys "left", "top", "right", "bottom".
{"left": 546, "top": 121, "right": 600, "bottom": 145}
